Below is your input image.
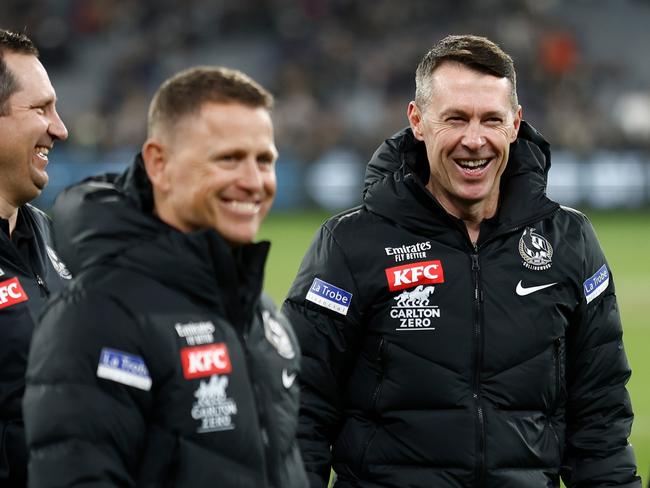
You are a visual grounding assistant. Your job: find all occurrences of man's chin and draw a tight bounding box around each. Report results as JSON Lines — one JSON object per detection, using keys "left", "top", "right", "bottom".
{"left": 31, "top": 171, "right": 49, "bottom": 191}
{"left": 220, "top": 229, "right": 258, "bottom": 247}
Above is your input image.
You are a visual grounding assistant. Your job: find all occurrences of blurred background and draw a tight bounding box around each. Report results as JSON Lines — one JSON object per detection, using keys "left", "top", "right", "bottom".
{"left": 2, "top": 0, "right": 650, "bottom": 210}
{"left": 2, "top": 0, "right": 649, "bottom": 480}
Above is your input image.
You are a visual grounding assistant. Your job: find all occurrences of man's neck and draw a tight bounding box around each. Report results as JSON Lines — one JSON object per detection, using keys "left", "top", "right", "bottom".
{"left": 426, "top": 183, "right": 499, "bottom": 246}
{"left": 0, "top": 197, "right": 19, "bottom": 237}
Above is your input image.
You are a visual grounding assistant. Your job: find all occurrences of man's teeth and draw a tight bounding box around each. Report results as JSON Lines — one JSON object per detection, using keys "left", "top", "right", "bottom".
{"left": 457, "top": 159, "right": 488, "bottom": 169}
{"left": 35, "top": 146, "right": 50, "bottom": 159}
{"left": 227, "top": 201, "right": 260, "bottom": 213}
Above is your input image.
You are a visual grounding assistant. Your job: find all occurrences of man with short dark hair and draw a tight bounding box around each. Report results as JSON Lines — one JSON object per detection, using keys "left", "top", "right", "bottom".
{"left": 283, "top": 35, "right": 641, "bottom": 487}
{"left": 23, "top": 66, "right": 308, "bottom": 487}
{"left": 0, "top": 28, "right": 69, "bottom": 488}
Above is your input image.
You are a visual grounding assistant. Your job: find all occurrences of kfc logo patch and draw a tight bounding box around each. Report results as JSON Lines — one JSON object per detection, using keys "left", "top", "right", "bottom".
{"left": 0, "top": 277, "right": 29, "bottom": 309}
{"left": 385, "top": 260, "right": 445, "bottom": 291}
{"left": 181, "top": 343, "right": 232, "bottom": 379}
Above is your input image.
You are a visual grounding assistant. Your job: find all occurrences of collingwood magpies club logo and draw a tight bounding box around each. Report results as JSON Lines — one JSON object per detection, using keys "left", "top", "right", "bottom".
{"left": 518, "top": 228, "right": 553, "bottom": 271}
{"left": 46, "top": 246, "right": 72, "bottom": 280}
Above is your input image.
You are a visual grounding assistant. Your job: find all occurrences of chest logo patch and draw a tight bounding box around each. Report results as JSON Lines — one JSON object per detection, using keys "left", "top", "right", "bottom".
{"left": 263, "top": 310, "right": 295, "bottom": 359}
{"left": 385, "top": 260, "right": 444, "bottom": 292}
{"left": 0, "top": 277, "right": 29, "bottom": 310}
{"left": 282, "top": 368, "right": 297, "bottom": 389}
{"left": 390, "top": 285, "right": 441, "bottom": 330}
{"left": 181, "top": 343, "right": 232, "bottom": 379}
{"left": 46, "top": 246, "right": 72, "bottom": 280}
{"left": 175, "top": 321, "right": 215, "bottom": 346}
{"left": 306, "top": 278, "right": 352, "bottom": 316}
{"left": 519, "top": 228, "right": 553, "bottom": 271}
{"left": 385, "top": 241, "right": 431, "bottom": 262}
{"left": 584, "top": 264, "right": 609, "bottom": 304}
{"left": 96, "top": 348, "right": 152, "bottom": 391}
{"left": 515, "top": 281, "right": 557, "bottom": 296}
{"left": 192, "top": 375, "right": 238, "bottom": 433}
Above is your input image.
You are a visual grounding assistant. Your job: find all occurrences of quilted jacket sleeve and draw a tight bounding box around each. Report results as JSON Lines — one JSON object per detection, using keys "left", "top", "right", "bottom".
{"left": 23, "top": 289, "right": 152, "bottom": 488}
{"left": 282, "top": 224, "right": 364, "bottom": 488}
{"left": 561, "top": 216, "right": 641, "bottom": 487}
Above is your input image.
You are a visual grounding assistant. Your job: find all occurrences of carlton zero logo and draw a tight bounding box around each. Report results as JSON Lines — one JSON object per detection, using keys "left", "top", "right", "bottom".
{"left": 391, "top": 285, "right": 441, "bottom": 330}
{"left": 385, "top": 260, "right": 445, "bottom": 292}
{"left": 181, "top": 343, "right": 232, "bottom": 379}
{"left": 0, "top": 277, "right": 29, "bottom": 310}
{"left": 192, "top": 375, "right": 238, "bottom": 433}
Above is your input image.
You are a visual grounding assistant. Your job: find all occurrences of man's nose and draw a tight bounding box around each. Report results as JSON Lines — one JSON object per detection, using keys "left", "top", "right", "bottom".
{"left": 49, "top": 109, "right": 68, "bottom": 141}
{"left": 461, "top": 121, "right": 486, "bottom": 151}
{"left": 237, "top": 157, "right": 264, "bottom": 190}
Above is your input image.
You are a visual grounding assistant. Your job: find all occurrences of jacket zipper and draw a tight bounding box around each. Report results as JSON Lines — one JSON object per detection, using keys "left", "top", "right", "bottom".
{"left": 239, "top": 327, "right": 271, "bottom": 488}
{"left": 35, "top": 273, "right": 50, "bottom": 297}
{"left": 470, "top": 249, "right": 486, "bottom": 486}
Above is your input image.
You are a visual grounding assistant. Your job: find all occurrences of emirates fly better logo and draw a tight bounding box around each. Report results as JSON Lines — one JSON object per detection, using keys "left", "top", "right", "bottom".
{"left": 384, "top": 260, "right": 445, "bottom": 291}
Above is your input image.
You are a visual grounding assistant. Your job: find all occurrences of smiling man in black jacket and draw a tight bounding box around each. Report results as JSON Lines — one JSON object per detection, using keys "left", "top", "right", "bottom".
{"left": 283, "top": 35, "right": 641, "bottom": 487}
{"left": 23, "top": 66, "right": 307, "bottom": 487}
{"left": 0, "top": 28, "right": 69, "bottom": 488}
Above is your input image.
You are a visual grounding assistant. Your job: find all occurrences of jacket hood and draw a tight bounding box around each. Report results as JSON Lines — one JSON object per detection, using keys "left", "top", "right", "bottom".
{"left": 52, "top": 154, "right": 268, "bottom": 317}
{"left": 363, "top": 120, "right": 559, "bottom": 240}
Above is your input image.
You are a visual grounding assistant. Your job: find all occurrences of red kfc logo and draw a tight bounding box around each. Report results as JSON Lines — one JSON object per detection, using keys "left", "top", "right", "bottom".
{"left": 385, "top": 260, "right": 445, "bottom": 291}
{"left": 181, "top": 343, "right": 232, "bottom": 379}
{"left": 0, "top": 277, "right": 29, "bottom": 310}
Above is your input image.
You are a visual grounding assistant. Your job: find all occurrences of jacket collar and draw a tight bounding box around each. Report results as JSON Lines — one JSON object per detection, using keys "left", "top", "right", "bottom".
{"left": 53, "top": 153, "right": 269, "bottom": 325}
{"left": 363, "top": 121, "right": 559, "bottom": 245}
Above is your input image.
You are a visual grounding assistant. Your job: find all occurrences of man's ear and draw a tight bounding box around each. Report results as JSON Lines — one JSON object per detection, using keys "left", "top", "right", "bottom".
{"left": 407, "top": 101, "right": 425, "bottom": 141}
{"left": 510, "top": 105, "right": 523, "bottom": 143}
{"left": 142, "top": 139, "right": 170, "bottom": 193}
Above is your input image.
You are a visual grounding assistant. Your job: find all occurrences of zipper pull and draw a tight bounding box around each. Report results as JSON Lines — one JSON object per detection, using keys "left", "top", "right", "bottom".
{"left": 35, "top": 273, "right": 50, "bottom": 296}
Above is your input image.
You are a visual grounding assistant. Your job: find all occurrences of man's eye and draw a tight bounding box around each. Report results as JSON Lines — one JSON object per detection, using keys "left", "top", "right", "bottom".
{"left": 217, "top": 154, "right": 240, "bottom": 164}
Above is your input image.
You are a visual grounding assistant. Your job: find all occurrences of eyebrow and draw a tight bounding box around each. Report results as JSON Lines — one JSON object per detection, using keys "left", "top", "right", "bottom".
{"left": 30, "top": 93, "right": 56, "bottom": 107}
{"left": 440, "top": 108, "right": 507, "bottom": 118}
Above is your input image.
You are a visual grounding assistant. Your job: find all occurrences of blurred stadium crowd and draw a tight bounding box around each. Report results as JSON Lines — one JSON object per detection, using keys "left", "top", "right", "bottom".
{"left": 2, "top": 0, "right": 650, "bottom": 208}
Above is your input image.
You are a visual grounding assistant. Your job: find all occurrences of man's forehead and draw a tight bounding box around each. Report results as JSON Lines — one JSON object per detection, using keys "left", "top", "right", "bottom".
{"left": 427, "top": 64, "right": 514, "bottom": 108}
{"left": 430, "top": 62, "right": 510, "bottom": 87}
{"left": 6, "top": 53, "right": 56, "bottom": 100}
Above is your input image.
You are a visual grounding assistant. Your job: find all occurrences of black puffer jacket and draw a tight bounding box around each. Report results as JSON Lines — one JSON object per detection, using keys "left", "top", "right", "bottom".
{"left": 1, "top": 204, "right": 70, "bottom": 486}
{"left": 23, "top": 156, "right": 308, "bottom": 488}
{"left": 283, "top": 123, "right": 640, "bottom": 487}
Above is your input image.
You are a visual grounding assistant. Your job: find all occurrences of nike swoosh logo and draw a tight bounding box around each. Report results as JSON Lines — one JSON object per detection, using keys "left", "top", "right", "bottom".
{"left": 516, "top": 280, "right": 557, "bottom": 296}
{"left": 282, "top": 369, "right": 296, "bottom": 389}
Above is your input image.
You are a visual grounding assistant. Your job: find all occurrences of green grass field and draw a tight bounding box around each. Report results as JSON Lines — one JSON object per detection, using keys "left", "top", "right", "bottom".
{"left": 259, "top": 210, "right": 650, "bottom": 482}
